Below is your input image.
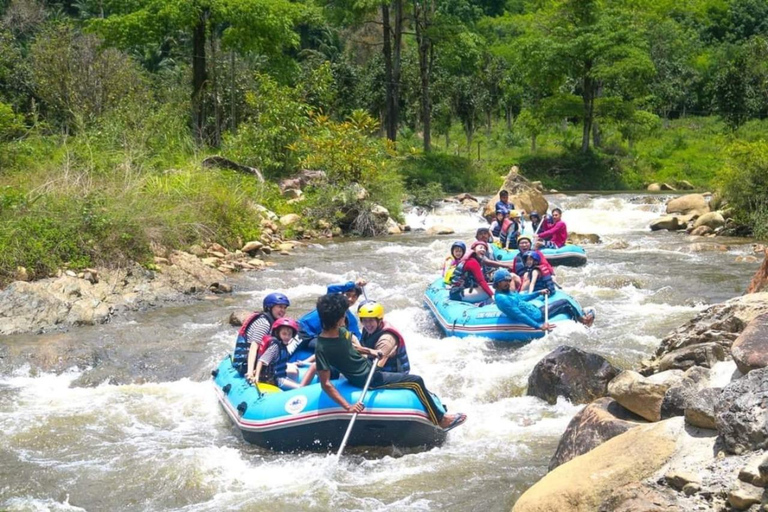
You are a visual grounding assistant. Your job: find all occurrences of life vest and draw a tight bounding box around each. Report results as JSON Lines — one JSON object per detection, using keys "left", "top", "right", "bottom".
{"left": 257, "top": 335, "right": 291, "bottom": 384}
{"left": 500, "top": 219, "right": 520, "bottom": 248}
{"left": 449, "top": 259, "right": 477, "bottom": 295}
{"left": 491, "top": 222, "right": 502, "bottom": 238}
{"left": 233, "top": 311, "right": 274, "bottom": 375}
{"left": 360, "top": 320, "right": 410, "bottom": 374}
{"left": 513, "top": 255, "right": 526, "bottom": 276}
{"left": 524, "top": 266, "right": 555, "bottom": 294}
{"left": 443, "top": 256, "right": 459, "bottom": 284}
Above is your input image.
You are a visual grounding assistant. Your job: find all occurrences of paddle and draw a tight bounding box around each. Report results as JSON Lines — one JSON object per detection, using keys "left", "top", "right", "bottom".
{"left": 336, "top": 357, "right": 379, "bottom": 459}
{"left": 544, "top": 292, "right": 549, "bottom": 338}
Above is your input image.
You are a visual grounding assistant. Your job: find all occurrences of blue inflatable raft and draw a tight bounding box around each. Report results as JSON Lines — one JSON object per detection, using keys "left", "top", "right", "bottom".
{"left": 423, "top": 278, "right": 584, "bottom": 343}
{"left": 490, "top": 243, "right": 587, "bottom": 267}
{"left": 212, "top": 356, "right": 448, "bottom": 451}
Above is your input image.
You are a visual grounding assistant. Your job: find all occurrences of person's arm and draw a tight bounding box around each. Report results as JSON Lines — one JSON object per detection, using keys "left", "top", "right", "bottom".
{"left": 466, "top": 259, "right": 494, "bottom": 297}
{"left": 495, "top": 293, "right": 541, "bottom": 329}
{"left": 347, "top": 311, "right": 362, "bottom": 339}
{"left": 528, "top": 269, "right": 540, "bottom": 293}
{"left": 319, "top": 369, "right": 363, "bottom": 413}
{"left": 537, "top": 223, "right": 558, "bottom": 239}
{"left": 327, "top": 281, "right": 355, "bottom": 294}
{"left": 252, "top": 359, "right": 265, "bottom": 383}
{"left": 374, "top": 334, "right": 397, "bottom": 368}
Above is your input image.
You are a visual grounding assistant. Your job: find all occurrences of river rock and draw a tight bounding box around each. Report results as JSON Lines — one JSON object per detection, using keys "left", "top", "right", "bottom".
{"left": 715, "top": 367, "right": 768, "bottom": 454}
{"left": 649, "top": 215, "right": 680, "bottom": 231}
{"left": 675, "top": 180, "right": 695, "bottom": 190}
{"left": 483, "top": 166, "right": 548, "bottom": 218}
{"left": 684, "top": 387, "right": 721, "bottom": 429}
{"left": 738, "top": 454, "right": 768, "bottom": 487}
{"left": 655, "top": 342, "right": 726, "bottom": 373}
{"left": 647, "top": 183, "right": 662, "bottom": 192}
{"left": 455, "top": 193, "right": 477, "bottom": 202}
{"left": 548, "top": 397, "right": 645, "bottom": 470}
{"left": 241, "top": 241, "right": 263, "bottom": 254}
{"left": 512, "top": 418, "right": 709, "bottom": 512}
{"left": 727, "top": 482, "right": 764, "bottom": 510}
{"left": 608, "top": 370, "right": 682, "bottom": 422}
{"left": 527, "top": 346, "right": 620, "bottom": 405}
{"left": 747, "top": 250, "right": 768, "bottom": 293}
{"left": 689, "top": 225, "right": 714, "bottom": 236}
{"left": 568, "top": 233, "right": 601, "bottom": 245}
{"left": 370, "top": 204, "right": 390, "bottom": 220}
{"left": 643, "top": 292, "right": 768, "bottom": 375}
{"left": 282, "top": 188, "right": 303, "bottom": 200}
{"left": 209, "top": 282, "right": 232, "bottom": 294}
{"left": 660, "top": 366, "right": 710, "bottom": 419}
{"left": 731, "top": 313, "right": 768, "bottom": 374}
{"left": 692, "top": 211, "right": 725, "bottom": 230}
{"left": 279, "top": 214, "right": 301, "bottom": 227}
{"left": 386, "top": 217, "right": 402, "bottom": 235}
{"left": 666, "top": 194, "right": 709, "bottom": 216}
{"left": 426, "top": 225, "right": 455, "bottom": 235}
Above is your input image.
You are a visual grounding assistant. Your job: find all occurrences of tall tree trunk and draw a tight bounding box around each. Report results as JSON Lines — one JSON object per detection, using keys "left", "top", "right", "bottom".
{"left": 581, "top": 73, "right": 595, "bottom": 153}
{"left": 192, "top": 11, "right": 208, "bottom": 143}
{"left": 392, "top": 0, "right": 402, "bottom": 140}
{"left": 210, "top": 32, "right": 221, "bottom": 146}
{"left": 229, "top": 50, "right": 237, "bottom": 134}
{"left": 506, "top": 108, "right": 512, "bottom": 130}
{"left": 413, "top": 0, "right": 433, "bottom": 152}
{"left": 590, "top": 82, "right": 602, "bottom": 149}
{"left": 531, "top": 133, "right": 537, "bottom": 152}
{"left": 382, "top": 4, "right": 395, "bottom": 141}
{"left": 486, "top": 110, "right": 492, "bottom": 136}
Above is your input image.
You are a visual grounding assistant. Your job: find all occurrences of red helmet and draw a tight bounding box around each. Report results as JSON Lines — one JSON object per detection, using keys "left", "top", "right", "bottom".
{"left": 271, "top": 317, "right": 299, "bottom": 335}
{"left": 471, "top": 240, "right": 489, "bottom": 251}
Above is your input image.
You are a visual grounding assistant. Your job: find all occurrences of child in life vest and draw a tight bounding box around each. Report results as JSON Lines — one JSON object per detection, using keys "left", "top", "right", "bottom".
{"left": 442, "top": 241, "right": 466, "bottom": 284}
{"left": 251, "top": 318, "right": 315, "bottom": 389}
{"left": 520, "top": 251, "right": 556, "bottom": 295}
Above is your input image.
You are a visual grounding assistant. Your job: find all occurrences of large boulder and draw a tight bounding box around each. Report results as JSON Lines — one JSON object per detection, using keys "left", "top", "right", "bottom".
{"left": 548, "top": 397, "right": 645, "bottom": 470}
{"left": 527, "top": 346, "right": 620, "bottom": 405}
{"left": 649, "top": 215, "right": 680, "bottom": 231}
{"left": 426, "top": 225, "right": 455, "bottom": 235}
{"left": 660, "top": 366, "right": 710, "bottom": 419}
{"left": 654, "top": 342, "right": 726, "bottom": 373}
{"left": 607, "top": 370, "right": 683, "bottom": 422}
{"left": 483, "top": 166, "right": 549, "bottom": 218}
{"left": 692, "top": 211, "right": 725, "bottom": 230}
{"left": 731, "top": 313, "right": 768, "bottom": 374}
{"left": 746, "top": 250, "right": 768, "bottom": 293}
{"left": 647, "top": 183, "right": 662, "bottom": 192}
{"left": 642, "top": 292, "right": 768, "bottom": 375}
{"left": 568, "top": 233, "right": 601, "bottom": 245}
{"left": 684, "top": 387, "right": 722, "bottom": 430}
{"left": 666, "top": 194, "right": 709, "bottom": 216}
{"left": 689, "top": 225, "right": 714, "bottom": 236}
{"left": 512, "top": 418, "right": 712, "bottom": 512}
{"left": 279, "top": 213, "right": 301, "bottom": 227}
{"left": 715, "top": 367, "right": 768, "bottom": 454}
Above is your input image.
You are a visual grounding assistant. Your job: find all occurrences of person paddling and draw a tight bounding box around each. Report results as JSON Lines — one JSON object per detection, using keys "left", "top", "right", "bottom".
{"left": 315, "top": 293, "right": 466, "bottom": 430}
{"left": 536, "top": 208, "right": 568, "bottom": 249}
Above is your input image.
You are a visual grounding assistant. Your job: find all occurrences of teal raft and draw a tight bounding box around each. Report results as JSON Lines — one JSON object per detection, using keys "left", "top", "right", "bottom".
{"left": 212, "top": 356, "right": 448, "bottom": 452}
{"left": 423, "top": 278, "right": 583, "bottom": 342}
{"left": 490, "top": 243, "right": 587, "bottom": 267}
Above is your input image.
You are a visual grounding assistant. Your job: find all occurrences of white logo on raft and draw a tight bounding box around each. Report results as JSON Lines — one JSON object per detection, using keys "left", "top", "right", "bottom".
{"left": 285, "top": 395, "right": 308, "bottom": 415}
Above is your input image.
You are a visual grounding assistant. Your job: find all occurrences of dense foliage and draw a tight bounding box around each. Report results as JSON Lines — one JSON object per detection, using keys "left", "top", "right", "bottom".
{"left": 1, "top": 0, "right": 768, "bottom": 282}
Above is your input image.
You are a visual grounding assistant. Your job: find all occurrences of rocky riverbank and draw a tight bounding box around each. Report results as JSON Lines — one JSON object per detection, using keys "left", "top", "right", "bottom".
{"left": 512, "top": 257, "right": 768, "bottom": 512}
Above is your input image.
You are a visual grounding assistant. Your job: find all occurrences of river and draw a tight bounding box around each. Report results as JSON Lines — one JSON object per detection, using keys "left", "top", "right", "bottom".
{"left": 0, "top": 193, "right": 760, "bottom": 511}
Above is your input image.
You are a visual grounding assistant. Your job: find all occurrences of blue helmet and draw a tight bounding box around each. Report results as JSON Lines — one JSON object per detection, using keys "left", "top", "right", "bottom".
{"left": 493, "top": 268, "right": 513, "bottom": 285}
{"left": 263, "top": 292, "right": 290, "bottom": 310}
{"left": 529, "top": 211, "right": 540, "bottom": 219}
{"left": 522, "top": 251, "right": 541, "bottom": 264}
{"left": 451, "top": 241, "right": 466, "bottom": 255}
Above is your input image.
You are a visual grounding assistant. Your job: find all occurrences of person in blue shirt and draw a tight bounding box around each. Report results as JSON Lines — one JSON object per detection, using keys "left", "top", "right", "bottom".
{"left": 298, "top": 278, "right": 367, "bottom": 348}
{"left": 492, "top": 269, "right": 594, "bottom": 330}
{"left": 495, "top": 190, "right": 515, "bottom": 214}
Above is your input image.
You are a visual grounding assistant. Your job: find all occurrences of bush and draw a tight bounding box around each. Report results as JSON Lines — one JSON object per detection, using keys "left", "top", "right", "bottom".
{"left": 719, "top": 140, "right": 768, "bottom": 239}
{"left": 399, "top": 153, "right": 497, "bottom": 193}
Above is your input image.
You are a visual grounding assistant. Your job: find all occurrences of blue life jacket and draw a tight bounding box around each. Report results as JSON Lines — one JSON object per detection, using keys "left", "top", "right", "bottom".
{"left": 233, "top": 311, "right": 274, "bottom": 375}
{"left": 524, "top": 267, "right": 556, "bottom": 294}
{"left": 258, "top": 335, "right": 291, "bottom": 383}
{"left": 360, "top": 321, "right": 410, "bottom": 374}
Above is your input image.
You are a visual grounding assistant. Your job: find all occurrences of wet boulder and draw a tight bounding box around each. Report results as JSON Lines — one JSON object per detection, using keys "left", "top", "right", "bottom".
{"left": 568, "top": 233, "right": 601, "bottom": 245}
{"left": 548, "top": 397, "right": 645, "bottom": 470}
{"left": 666, "top": 193, "right": 709, "bottom": 216}
{"left": 731, "top": 313, "right": 768, "bottom": 373}
{"left": 649, "top": 215, "right": 681, "bottom": 231}
{"left": 715, "top": 367, "right": 768, "bottom": 454}
{"left": 426, "top": 225, "right": 455, "bottom": 235}
{"left": 228, "top": 309, "right": 252, "bottom": 327}
{"left": 526, "top": 346, "right": 620, "bottom": 405}
{"left": 482, "top": 166, "right": 548, "bottom": 218}
{"left": 689, "top": 225, "right": 714, "bottom": 236}
{"left": 692, "top": 211, "right": 725, "bottom": 231}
